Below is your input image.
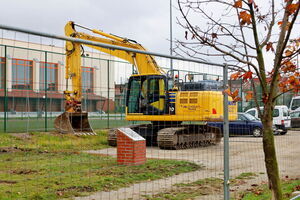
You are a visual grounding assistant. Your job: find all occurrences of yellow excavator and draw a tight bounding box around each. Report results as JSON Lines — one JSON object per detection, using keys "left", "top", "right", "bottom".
{"left": 55, "top": 21, "right": 237, "bottom": 148}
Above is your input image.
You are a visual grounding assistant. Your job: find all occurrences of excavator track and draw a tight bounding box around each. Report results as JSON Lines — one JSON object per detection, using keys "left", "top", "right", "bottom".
{"left": 108, "top": 124, "right": 222, "bottom": 150}
{"left": 157, "top": 125, "right": 221, "bottom": 149}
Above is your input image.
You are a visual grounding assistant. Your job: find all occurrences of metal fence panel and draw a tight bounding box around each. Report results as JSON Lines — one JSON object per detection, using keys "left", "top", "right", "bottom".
{"left": 0, "top": 25, "right": 298, "bottom": 200}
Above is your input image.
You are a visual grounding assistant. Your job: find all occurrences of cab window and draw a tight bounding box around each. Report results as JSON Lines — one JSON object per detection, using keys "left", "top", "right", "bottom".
{"left": 273, "top": 109, "right": 279, "bottom": 117}
{"left": 247, "top": 110, "right": 256, "bottom": 117}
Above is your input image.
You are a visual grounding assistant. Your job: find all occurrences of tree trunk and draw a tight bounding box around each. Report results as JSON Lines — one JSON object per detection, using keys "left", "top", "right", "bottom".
{"left": 262, "top": 104, "right": 283, "bottom": 200}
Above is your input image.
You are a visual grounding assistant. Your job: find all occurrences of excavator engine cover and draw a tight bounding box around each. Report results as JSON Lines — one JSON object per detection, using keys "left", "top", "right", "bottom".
{"left": 54, "top": 112, "right": 96, "bottom": 135}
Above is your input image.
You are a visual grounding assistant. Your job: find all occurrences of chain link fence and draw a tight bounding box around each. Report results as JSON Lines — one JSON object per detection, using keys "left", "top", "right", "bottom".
{"left": 0, "top": 25, "right": 299, "bottom": 200}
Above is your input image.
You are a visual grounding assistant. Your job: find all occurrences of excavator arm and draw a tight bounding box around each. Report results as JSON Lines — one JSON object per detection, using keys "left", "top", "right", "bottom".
{"left": 64, "top": 21, "right": 164, "bottom": 75}
{"left": 55, "top": 21, "right": 167, "bottom": 135}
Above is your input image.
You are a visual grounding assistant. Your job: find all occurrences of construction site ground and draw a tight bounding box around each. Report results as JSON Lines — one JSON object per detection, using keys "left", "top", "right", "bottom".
{"left": 80, "top": 130, "right": 300, "bottom": 200}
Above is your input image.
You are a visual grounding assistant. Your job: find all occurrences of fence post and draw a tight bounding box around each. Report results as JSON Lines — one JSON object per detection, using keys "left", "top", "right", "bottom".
{"left": 4, "top": 45, "right": 7, "bottom": 132}
{"left": 107, "top": 60, "right": 110, "bottom": 129}
{"left": 223, "top": 63, "right": 230, "bottom": 200}
{"left": 240, "top": 80, "right": 243, "bottom": 112}
{"left": 44, "top": 52, "right": 48, "bottom": 132}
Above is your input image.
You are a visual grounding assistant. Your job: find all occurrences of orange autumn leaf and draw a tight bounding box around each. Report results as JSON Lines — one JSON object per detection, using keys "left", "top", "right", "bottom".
{"left": 233, "top": 96, "right": 242, "bottom": 102}
{"left": 233, "top": 0, "right": 242, "bottom": 8}
{"left": 232, "top": 89, "right": 239, "bottom": 99}
{"left": 239, "top": 11, "right": 252, "bottom": 25}
{"left": 242, "top": 71, "right": 253, "bottom": 81}
{"left": 286, "top": 3, "right": 299, "bottom": 15}
{"left": 278, "top": 81, "right": 286, "bottom": 88}
{"left": 285, "top": 49, "right": 293, "bottom": 57}
{"left": 282, "top": 65, "right": 296, "bottom": 73}
{"left": 281, "top": 60, "right": 296, "bottom": 73}
{"left": 288, "top": 75, "right": 296, "bottom": 84}
{"left": 245, "top": 91, "right": 253, "bottom": 102}
{"left": 230, "top": 72, "right": 241, "bottom": 80}
{"left": 223, "top": 88, "right": 231, "bottom": 96}
{"left": 277, "top": 21, "right": 291, "bottom": 30}
{"left": 224, "top": 88, "right": 241, "bottom": 102}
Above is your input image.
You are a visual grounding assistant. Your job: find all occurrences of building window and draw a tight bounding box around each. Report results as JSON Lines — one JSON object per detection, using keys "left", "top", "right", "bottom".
{"left": 0, "top": 57, "right": 5, "bottom": 89}
{"left": 40, "top": 62, "right": 58, "bottom": 91}
{"left": 12, "top": 58, "right": 33, "bottom": 90}
{"left": 82, "top": 67, "right": 94, "bottom": 93}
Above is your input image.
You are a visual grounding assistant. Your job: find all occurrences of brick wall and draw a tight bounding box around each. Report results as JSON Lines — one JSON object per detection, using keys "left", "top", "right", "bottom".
{"left": 116, "top": 128, "right": 146, "bottom": 166}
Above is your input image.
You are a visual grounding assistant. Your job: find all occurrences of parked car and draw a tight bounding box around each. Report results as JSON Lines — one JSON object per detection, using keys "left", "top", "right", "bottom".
{"left": 207, "top": 112, "right": 263, "bottom": 137}
{"left": 245, "top": 105, "right": 290, "bottom": 134}
{"left": 289, "top": 96, "right": 300, "bottom": 112}
{"left": 290, "top": 108, "right": 300, "bottom": 128}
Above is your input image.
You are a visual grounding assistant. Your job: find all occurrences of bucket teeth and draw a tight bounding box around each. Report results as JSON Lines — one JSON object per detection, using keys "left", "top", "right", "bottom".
{"left": 73, "top": 132, "right": 98, "bottom": 136}
{"left": 54, "top": 112, "right": 96, "bottom": 135}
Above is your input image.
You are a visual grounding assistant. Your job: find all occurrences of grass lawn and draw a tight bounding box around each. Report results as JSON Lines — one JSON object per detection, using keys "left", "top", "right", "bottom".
{"left": 0, "top": 131, "right": 202, "bottom": 199}
{"left": 0, "top": 118, "right": 137, "bottom": 133}
{"left": 239, "top": 178, "right": 300, "bottom": 200}
{"left": 143, "top": 173, "right": 300, "bottom": 200}
{"left": 143, "top": 177, "right": 223, "bottom": 200}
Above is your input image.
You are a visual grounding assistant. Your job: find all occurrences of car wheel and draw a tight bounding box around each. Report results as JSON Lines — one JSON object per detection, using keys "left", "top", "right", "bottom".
{"left": 252, "top": 128, "right": 262, "bottom": 137}
{"left": 280, "top": 131, "right": 287, "bottom": 135}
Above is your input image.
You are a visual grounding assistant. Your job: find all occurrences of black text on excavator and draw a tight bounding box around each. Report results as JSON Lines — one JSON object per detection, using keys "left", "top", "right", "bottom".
{"left": 55, "top": 21, "right": 238, "bottom": 148}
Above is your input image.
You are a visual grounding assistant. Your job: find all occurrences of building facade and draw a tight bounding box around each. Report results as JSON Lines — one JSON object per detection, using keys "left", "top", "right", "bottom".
{"left": 0, "top": 38, "right": 115, "bottom": 113}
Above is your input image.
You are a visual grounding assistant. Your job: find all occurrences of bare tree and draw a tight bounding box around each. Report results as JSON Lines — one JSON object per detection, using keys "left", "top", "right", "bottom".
{"left": 176, "top": 0, "right": 300, "bottom": 199}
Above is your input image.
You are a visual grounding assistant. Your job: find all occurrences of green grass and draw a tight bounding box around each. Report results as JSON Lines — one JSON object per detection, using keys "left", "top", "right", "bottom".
{"left": 0, "top": 130, "right": 109, "bottom": 152}
{"left": 143, "top": 177, "right": 223, "bottom": 200}
{"left": 0, "top": 118, "right": 140, "bottom": 133}
{"left": 143, "top": 173, "right": 300, "bottom": 200}
{"left": 239, "top": 178, "right": 300, "bottom": 200}
{"left": 235, "top": 172, "right": 257, "bottom": 180}
{"left": 0, "top": 152, "right": 201, "bottom": 200}
{"left": 0, "top": 132, "right": 202, "bottom": 199}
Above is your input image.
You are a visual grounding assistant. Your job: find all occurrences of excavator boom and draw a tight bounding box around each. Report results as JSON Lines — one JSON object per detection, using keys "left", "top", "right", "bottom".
{"left": 66, "top": 21, "right": 164, "bottom": 75}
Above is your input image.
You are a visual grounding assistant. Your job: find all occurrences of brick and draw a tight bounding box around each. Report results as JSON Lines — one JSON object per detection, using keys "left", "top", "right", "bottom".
{"left": 117, "top": 150, "right": 131, "bottom": 154}
{"left": 117, "top": 128, "right": 146, "bottom": 166}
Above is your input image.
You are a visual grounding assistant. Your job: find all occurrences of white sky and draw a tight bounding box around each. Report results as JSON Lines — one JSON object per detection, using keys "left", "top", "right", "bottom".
{"left": 0, "top": 0, "right": 180, "bottom": 54}
{"left": 0, "top": 0, "right": 297, "bottom": 80}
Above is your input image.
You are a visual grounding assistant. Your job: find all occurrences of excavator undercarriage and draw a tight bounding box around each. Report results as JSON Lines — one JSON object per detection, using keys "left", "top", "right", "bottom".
{"left": 108, "top": 123, "right": 222, "bottom": 149}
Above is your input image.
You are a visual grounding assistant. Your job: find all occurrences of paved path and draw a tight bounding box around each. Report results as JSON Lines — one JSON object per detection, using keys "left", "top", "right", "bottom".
{"left": 76, "top": 131, "right": 300, "bottom": 200}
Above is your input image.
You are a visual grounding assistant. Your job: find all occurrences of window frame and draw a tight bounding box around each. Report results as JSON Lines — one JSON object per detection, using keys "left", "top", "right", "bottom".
{"left": 0, "top": 57, "right": 5, "bottom": 89}
{"left": 81, "top": 66, "right": 94, "bottom": 94}
{"left": 39, "top": 61, "right": 58, "bottom": 92}
{"left": 12, "top": 58, "right": 33, "bottom": 90}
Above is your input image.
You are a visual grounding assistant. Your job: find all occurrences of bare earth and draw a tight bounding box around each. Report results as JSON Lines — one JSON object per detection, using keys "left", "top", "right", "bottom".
{"left": 76, "top": 131, "right": 300, "bottom": 200}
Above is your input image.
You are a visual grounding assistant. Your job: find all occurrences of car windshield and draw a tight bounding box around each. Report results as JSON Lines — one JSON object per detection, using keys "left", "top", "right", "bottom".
{"left": 242, "top": 113, "right": 258, "bottom": 121}
{"left": 291, "top": 99, "right": 300, "bottom": 110}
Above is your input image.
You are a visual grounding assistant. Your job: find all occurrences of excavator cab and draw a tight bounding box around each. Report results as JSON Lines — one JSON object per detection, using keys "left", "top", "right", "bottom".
{"left": 127, "top": 75, "right": 168, "bottom": 115}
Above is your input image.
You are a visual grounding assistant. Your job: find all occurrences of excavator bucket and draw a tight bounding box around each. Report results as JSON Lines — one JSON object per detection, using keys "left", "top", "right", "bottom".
{"left": 54, "top": 112, "right": 96, "bottom": 135}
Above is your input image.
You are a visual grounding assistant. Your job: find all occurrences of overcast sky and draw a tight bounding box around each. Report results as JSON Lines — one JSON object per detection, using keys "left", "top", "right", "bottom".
{"left": 0, "top": 0, "right": 182, "bottom": 54}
